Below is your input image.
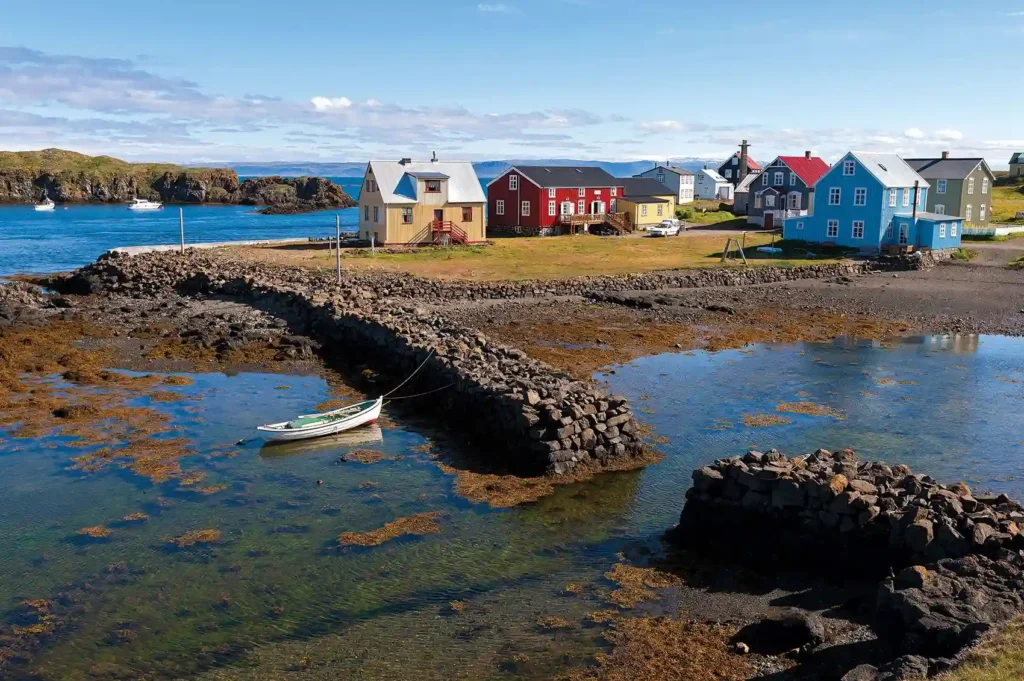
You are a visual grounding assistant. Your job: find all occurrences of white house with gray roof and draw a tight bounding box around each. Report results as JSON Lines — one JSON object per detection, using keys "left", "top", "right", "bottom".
{"left": 695, "top": 167, "right": 733, "bottom": 201}
{"left": 633, "top": 164, "right": 695, "bottom": 204}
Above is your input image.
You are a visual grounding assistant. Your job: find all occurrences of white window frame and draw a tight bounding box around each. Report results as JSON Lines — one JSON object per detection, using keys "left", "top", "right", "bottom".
{"left": 826, "top": 220, "right": 839, "bottom": 238}
{"left": 790, "top": 172, "right": 798, "bottom": 186}
{"left": 577, "top": 199, "right": 585, "bottom": 214}
{"left": 496, "top": 199, "right": 505, "bottom": 216}
{"left": 594, "top": 189, "right": 601, "bottom": 196}
{"left": 965, "top": 204, "right": 972, "bottom": 221}
{"left": 723, "top": 169, "right": 732, "bottom": 179}
{"left": 548, "top": 188, "right": 556, "bottom": 198}
{"left": 936, "top": 179, "right": 946, "bottom": 195}
{"left": 763, "top": 174, "right": 769, "bottom": 186}
{"left": 854, "top": 187, "right": 867, "bottom": 206}
{"left": 732, "top": 156, "right": 738, "bottom": 165}
{"left": 401, "top": 207, "right": 413, "bottom": 224}
{"left": 967, "top": 177, "right": 975, "bottom": 194}
{"left": 521, "top": 200, "right": 530, "bottom": 216}
{"left": 935, "top": 204, "right": 945, "bottom": 215}
{"left": 982, "top": 178, "right": 989, "bottom": 194}
{"left": 774, "top": 171, "right": 784, "bottom": 185}
{"left": 852, "top": 220, "right": 865, "bottom": 239}
{"left": 611, "top": 187, "right": 617, "bottom": 197}
{"left": 951, "top": 223, "right": 958, "bottom": 237}
{"left": 902, "top": 189, "right": 910, "bottom": 207}
{"left": 885, "top": 223, "right": 894, "bottom": 240}
{"left": 788, "top": 193, "right": 799, "bottom": 210}
{"left": 656, "top": 173, "right": 665, "bottom": 184}
{"left": 889, "top": 188, "right": 897, "bottom": 207}
{"left": 765, "top": 194, "right": 776, "bottom": 208}
{"left": 548, "top": 200, "right": 556, "bottom": 217}
{"left": 939, "top": 223, "right": 947, "bottom": 238}
{"left": 899, "top": 223, "right": 909, "bottom": 244}
{"left": 754, "top": 194, "right": 762, "bottom": 209}
{"left": 796, "top": 221, "right": 804, "bottom": 230}
{"left": 641, "top": 204, "right": 648, "bottom": 217}
{"left": 980, "top": 205, "right": 986, "bottom": 221}
{"left": 843, "top": 160, "right": 855, "bottom": 176}
{"left": 828, "top": 187, "right": 841, "bottom": 206}
{"left": 373, "top": 206, "right": 379, "bottom": 223}
{"left": 657, "top": 204, "right": 664, "bottom": 216}
{"left": 364, "top": 205, "right": 369, "bottom": 221}
{"left": 578, "top": 187, "right": 585, "bottom": 198}
{"left": 509, "top": 174, "right": 518, "bottom": 191}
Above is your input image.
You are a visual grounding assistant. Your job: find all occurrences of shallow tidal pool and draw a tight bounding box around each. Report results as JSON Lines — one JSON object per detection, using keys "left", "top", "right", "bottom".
{"left": 2, "top": 334, "right": 1023, "bottom": 680}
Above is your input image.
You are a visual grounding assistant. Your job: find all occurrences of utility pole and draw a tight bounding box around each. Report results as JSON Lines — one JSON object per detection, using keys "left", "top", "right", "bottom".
{"left": 335, "top": 215, "right": 342, "bottom": 284}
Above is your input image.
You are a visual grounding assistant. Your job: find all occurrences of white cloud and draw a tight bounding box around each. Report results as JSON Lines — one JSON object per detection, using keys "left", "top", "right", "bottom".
{"left": 639, "top": 120, "right": 685, "bottom": 133}
{"left": 310, "top": 96, "right": 352, "bottom": 111}
{"left": 903, "top": 128, "right": 925, "bottom": 139}
{"left": 935, "top": 129, "right": 963, "bottom": 141}
{"left": 478, "top": 3, "right": 516, "bottom": 12}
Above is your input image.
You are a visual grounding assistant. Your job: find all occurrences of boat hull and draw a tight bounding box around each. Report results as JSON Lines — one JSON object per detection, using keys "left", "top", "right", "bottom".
{"left": 34, "top": 205, "right": 55, "bottom": 212}
{"left": 257, "top": 397, "right": 383, "bottom": 442}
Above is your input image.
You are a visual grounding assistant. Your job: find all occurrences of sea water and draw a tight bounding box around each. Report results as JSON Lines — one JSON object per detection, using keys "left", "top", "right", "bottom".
{"left": 2, "top": 335, "right": 1023, "bottom": 680}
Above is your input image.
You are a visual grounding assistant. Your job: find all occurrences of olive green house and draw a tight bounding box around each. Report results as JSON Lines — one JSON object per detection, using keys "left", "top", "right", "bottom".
{"left": 905, "top": 153, "right": 996, "bottom": 226}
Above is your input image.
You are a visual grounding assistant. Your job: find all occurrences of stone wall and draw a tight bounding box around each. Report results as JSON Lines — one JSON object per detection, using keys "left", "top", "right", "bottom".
{"left": 61, "top": 251, "right": 645, "bottom": 476}
{"left": 677, "top": 448, "right": 1024, "bottom": 676}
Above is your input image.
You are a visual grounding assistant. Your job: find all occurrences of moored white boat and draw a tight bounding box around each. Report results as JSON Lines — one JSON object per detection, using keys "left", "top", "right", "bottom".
{"left": 257, "top": 397, "right": 383, "bottom": 442}
{"left": 34, "top": 198, "right": 55, "bottom": 212}
{"left": 128, "top": 198, "right": 163, "bottom": 211}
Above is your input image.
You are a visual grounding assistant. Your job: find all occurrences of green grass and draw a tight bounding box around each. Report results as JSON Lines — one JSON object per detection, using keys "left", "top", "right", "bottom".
{"left": 990, "top": 181, "right": 1024, "bottom": 225}
{"left": 1009, "top": 255, "right": 1024, "bottom": 269}
{"left": 950, "top": 247, "right": 978, "bottom": 262}
{"left": 676, "top": 200, "right": 747, "bottom": 227}
{"left": 962, "top": 231, "right": 1024, "bottom": 242}
{"left": 0, "top": 148, "right": 234, "bottom": 185}
{"left": 939, "top": 619, "right": 1024, "bottom": 681}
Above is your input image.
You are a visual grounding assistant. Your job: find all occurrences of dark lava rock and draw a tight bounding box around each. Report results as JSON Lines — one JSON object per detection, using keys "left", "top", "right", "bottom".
{"left": 733, "top": 608, "right": 826, "bottom": 655}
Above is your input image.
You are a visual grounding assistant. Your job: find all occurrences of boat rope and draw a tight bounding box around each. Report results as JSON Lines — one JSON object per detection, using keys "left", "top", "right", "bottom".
{"left": 384, "top": 382, "right": 454, "bottom": 401}
{"left": 383, "top": 348, "right": 436, "bottom": 398}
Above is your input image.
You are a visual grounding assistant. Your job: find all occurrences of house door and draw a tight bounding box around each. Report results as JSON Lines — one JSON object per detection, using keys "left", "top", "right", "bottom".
{"left": 560, "top": 201, "right": 574, "bottom": 216}
{"left": 590, "top": 201, "right": 606, "bottom": 214}
{"left": 763, "top": 212, "right": 774, "bottom": 230}
{"left": 433, "top": 209, "right": 444, "bottom": 225}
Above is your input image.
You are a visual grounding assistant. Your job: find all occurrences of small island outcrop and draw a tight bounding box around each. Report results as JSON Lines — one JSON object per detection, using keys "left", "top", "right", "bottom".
{"left": 0, "top": 149, "right": 356, "bottom": 213}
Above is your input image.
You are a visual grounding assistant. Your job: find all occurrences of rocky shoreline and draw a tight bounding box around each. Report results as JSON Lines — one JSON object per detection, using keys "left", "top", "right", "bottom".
{"left": 677, "top": 449, "right": 1024, "bottom": 680}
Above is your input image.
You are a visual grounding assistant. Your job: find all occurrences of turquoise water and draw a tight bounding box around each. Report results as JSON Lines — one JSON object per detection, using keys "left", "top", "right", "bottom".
{"left": 2, "top": 335, "right": 1023, "bottom": 680}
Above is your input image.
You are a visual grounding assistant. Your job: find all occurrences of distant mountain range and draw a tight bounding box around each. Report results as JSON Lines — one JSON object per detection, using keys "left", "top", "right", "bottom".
{"left": 229, "top": 159, "right": 712, "bottom": 179}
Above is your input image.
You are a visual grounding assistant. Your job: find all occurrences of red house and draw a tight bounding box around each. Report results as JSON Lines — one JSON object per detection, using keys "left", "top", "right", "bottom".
{"left": 487, "top": 166, "right": 625, "bottom": 235}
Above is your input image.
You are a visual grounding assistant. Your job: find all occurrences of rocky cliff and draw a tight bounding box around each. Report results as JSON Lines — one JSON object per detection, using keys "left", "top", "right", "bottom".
{"left": 0, "top": 149, "right": 355, "bottom": 212}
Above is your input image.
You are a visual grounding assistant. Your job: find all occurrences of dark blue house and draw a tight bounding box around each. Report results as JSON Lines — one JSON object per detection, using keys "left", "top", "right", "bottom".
{"left": 783, "top": 152, "right": 962, "bottom": 253}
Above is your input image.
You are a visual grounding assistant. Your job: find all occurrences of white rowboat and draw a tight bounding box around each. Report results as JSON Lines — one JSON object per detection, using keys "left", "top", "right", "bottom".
{"left": 256, "top": 397, "right": 382, "bottom": 442}
{"left": 34, "top": 198, "right": 55, "bottom": 212}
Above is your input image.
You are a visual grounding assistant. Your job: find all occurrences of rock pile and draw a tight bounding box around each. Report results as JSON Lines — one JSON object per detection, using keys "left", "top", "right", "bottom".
{"left": 679, "top": 448, "right": 1024, "bottom": 679}
{"left": 59, "top": 251, "right": 644, "bottom": 475}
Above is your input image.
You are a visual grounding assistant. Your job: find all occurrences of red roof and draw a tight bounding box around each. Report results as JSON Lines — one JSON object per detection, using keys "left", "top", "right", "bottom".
{"left": 778, "top": 156, "right": 829, "bottom": 186}
{"left": 721, "top": 152, "right": 760, "bottom": 171}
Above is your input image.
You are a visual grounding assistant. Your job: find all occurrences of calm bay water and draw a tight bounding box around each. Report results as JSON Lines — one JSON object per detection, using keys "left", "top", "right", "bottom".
{"left": 2, "top": 335, "right": 1023, "bottom": 680}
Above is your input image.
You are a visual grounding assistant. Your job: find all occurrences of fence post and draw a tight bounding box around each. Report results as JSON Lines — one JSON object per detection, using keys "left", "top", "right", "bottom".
{"left": 371, "top": 234, "right": 375, "bottom": 256}
{"left": 179, "top": 208, "right": 184, "bottom": 254}
{"left": 335, "top": 215, "right": 341, "bottom": 284}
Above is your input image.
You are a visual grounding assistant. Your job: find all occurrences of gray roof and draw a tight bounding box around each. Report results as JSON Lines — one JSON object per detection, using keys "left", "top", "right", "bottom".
{"left": 513, "top": 165, "right": 619, "bottom": 188}
{"left": 368, "top": 159, "right": 485, "bottom": 204}
{"left": 734, "top": 170, "right": 762, "bottom": 194}
{"left": 621, "top": 195, "right": 670, "bottom": 204}
{"left": 405, "top": 171, "right": 450, "bottom": 179}
{"left": 904, "top": 158, "right": 991, "bottom": 181}
{"left": 1011, "top": 152, "right": 1024, "bottom": 165}
{"left": 619, "top": 177, "right": 674, "bottom": 197}
{"left": 848, "top": 152, "right": 929, "bottom": 189}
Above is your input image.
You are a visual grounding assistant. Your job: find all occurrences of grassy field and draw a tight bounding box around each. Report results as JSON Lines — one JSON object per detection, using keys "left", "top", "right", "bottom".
{"left": 0, "top": 148, "right": 221, "bottom": 179}
{"left": 939, "top": 620, "right": 1024, "bottom": 681}
{"left": 991, "top": 181, "right": 1024, "bottom": 225}
{"left": 233, "top": 233, "right": 833, "bottom": 281}
{"left": 676, "top": 199, "right": 744, "bottom": 226}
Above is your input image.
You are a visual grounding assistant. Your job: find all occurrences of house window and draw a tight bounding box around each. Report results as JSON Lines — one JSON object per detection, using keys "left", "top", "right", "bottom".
{"left": 843, "top": 160, "right": 855, "bottom": 176}
{"left": 509, "top": 175, "right": 518, "bottom": 191}
{"left": 364, "top": 205, "right": 369, "bottom": 221}
{"left": 521, "top": 200, "right": 530, "bottom": 216}
{"left": 496, "top": 199, "right": 505, "bottom": 216}
{"left": 724, "top": 169, "right": 732, "bottom": 179}
{"left": 854, "top": 188, "right": 867, "bottom": 206}
{"left": 656, "top": 173, "right": 665, "bottom": 184}
{"left": 765, "top": 194, "right": 776, "bottom": 208}
{"left": 965, "top": 204, "right": 972, "bottom": 221}
{"left": 763, "top": 174, "right": 770, "bottom": 186}
{"left": 425, "top": 180, "right": 441, "bottom": 193}
{"left": 641, "top": 205, "right": 648, "bottom": 217}
{"left": 935, "top": 204, "right": 945, "bottom": 215}
{"left": 828, "top": 187, "right": 841, "bottom": 205}
{"left": 982, "top": 178, "right": 989, "bottom": 194}
{"left": 889, "top": 188, "right": 897, "bottom": 207}
{"left": 967, "top": 177, "right": 975, "bottom": 194}
{"left": 902, "top": 189, "right": 910, "bottom": 207}
{"left": 611, "top": 187, "right": 617, "bottom": 197}
{"left": 788, "top": 193, "right": 799, "bottom": 209}
{"left": 790, "top": 172, "right": 797, "bottom": 186}
{"left": 951, "top": 223, "right": 958, "bottom": 237}
{"left": 462, "top": 206, "right": 473, "bottom": 222}
{"left": 980, "top": 205, "right": 987, "bottom": 221}
{"left": 899, "top": 223, "right": 909, "bottom": 244}
{"left": 826, "top": 220, "right": 839, "bottom": 238}
{"left": 754, "top": 195, "right": 762, "bottom": 209}
{"left": 939, "top": 223, "right": 947, "bottom": 238}
{"left": 732, "top": 156, "right": 738, "bottom": 165}
{"left": 936, "top": 179, "right": 947, "bottom": 194}
{"left": 852, "top": 220, "right": 865, "bottom": 239}
{"left": 402, "top": 207, "right": 413, "bottom": 224}
{"left": 373, "top": 206, "right": 379, "bottom": 223}
{"left": 577, "top": 200, "right": 585, "bottom": 214}
{"left": 774, "top": 171, "right": 784, "bottom": 185}
{"left": 548, "top": 188, "right": 556, "bottom": 198}
{"left": 595, "top": 190, "right": 601, "bottom": 196}
{"left": 548, "top": 201, "right": 556, "bottom": 217}
{"left": 885, "top": 223, "right": 894, "bottom": 240}
{"left": 796, "top": 221, "right": 804, "bottom": 230}
{"left": 657, "top": 204, "right": 664, "bottom": 216}
{"left": 578, "top": 188, "right": 585, "bottom": 197}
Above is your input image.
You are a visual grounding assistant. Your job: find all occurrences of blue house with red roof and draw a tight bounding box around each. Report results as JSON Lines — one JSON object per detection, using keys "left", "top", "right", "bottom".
{"left": 783, "top": 152, "right": 962, "bottom": 253}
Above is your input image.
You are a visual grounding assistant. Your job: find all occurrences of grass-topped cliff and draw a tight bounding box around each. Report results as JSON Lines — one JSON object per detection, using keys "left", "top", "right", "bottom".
{"left": 0, "top": 148, "right": 355, "bottom": 211}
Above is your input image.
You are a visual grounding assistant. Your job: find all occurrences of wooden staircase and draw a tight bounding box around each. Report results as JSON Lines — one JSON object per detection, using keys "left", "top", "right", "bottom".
{"left": 431, "top": 220, "right": 469, "bottom": 245}
{"left": 602, "top": 212, "right": 632, "bottom": 234}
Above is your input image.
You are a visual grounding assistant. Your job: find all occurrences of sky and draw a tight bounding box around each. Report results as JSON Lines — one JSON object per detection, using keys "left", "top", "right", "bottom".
{"left": 1, "top": 0, "right": 1022, "bottom": 167}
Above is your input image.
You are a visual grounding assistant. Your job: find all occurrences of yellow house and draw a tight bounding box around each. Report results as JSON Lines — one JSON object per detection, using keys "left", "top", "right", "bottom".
{"left": 358, "top": 157, "right": 487, "bottom": 245}
{"left": 614, "top": 178, "right": 677, "bottom": 230}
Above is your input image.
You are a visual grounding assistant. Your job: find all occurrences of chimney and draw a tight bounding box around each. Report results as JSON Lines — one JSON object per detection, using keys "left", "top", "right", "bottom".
{"left": 431, "top": 151, "right": 438, "bottom": 162}
{"left": 399, "top": 157, "right": 411, "bottom": 165}
{"left": 738, "top": 140, "right": 750, "bottom": 184}
{"left": 912, "top": 180, "right": 919, "bottom": 221}
{"left": 805, "top": 151, "right": 811, "bottom": 159}
{"left": 941, "top": 151, "right": 949, "bottom": 160}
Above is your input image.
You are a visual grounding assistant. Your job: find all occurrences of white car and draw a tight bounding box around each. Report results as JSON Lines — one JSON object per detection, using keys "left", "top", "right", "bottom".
{"left": 649, "top": 219, "right": 681, "bottom": 237}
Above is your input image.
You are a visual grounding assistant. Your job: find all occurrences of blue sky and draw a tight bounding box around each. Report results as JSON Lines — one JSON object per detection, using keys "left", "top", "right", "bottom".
{"left": 1, "top": 0, "right": 1022, "bottom": 166}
